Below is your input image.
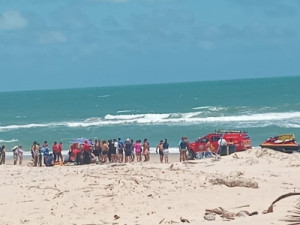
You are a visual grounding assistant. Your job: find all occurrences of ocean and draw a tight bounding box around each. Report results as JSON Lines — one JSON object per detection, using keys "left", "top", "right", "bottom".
{"left": 1, "top": 76, "right": 300, "bottom": 155}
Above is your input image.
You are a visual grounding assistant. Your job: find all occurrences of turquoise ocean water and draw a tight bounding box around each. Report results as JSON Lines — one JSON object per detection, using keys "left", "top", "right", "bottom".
{"left": 0, "top": 76, "right": 300, "bottom": 154}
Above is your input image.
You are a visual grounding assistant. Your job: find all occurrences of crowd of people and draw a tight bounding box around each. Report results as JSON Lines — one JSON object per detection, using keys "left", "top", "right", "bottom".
{"left": 1, "top": 136, "right": 226, "bottom": 166}
{"left": 67, "top": 138, "right": 154, "bottom": 165}
{"left": 19, "top": 137, "right": 167, "bottom": 166}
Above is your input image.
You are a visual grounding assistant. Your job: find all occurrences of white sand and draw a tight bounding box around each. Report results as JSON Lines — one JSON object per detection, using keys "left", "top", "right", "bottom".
{"left": 0, "top": 148, "right": 300, "bottom": 225}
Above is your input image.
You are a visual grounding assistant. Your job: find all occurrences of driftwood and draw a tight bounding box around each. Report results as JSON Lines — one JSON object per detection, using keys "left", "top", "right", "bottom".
{"left": 159, "top": 218, "right": 165, "bottom": 224}
{"left": 204, "top": 207, "right": 258, "bottom": 221}
{"left": 110, "top": 163, "right": 126, "bottom": 167}
{"left": 180, "top": 217, "right": 190, "bottom": 223}
{"left": 263, "top": 192, "right": 300, "bottom": 214}
{"left": 209, "top": 177, "right": 258, "bottom": 188}
{"left": 230, "top": 204, "right": 250, "bottom": 209}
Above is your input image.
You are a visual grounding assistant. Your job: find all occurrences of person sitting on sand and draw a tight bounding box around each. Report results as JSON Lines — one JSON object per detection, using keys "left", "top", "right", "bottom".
{"left": 156, "top": 140, "right": 164, "bottom": 163}
{"left": 90, "top": 152, "right": 96, "bottom": 164}
{"left": 45, "top": 153, "right": 54, "bottom": 166}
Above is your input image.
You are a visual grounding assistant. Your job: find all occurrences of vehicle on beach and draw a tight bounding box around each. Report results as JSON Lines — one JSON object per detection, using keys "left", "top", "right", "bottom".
{"left": 260, "top": 134, "right": 300, "bottom": 153}
{"left": 188, "top": 130, "right": 252, "bottom": 159}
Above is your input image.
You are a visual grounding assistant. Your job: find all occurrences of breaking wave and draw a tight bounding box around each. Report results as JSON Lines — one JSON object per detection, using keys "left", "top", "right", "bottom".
{"left": 0, "top": 139, "right": 19, "bottom": 143}
{"left": 0, "top": 111, "right": 300, "bottom": 132}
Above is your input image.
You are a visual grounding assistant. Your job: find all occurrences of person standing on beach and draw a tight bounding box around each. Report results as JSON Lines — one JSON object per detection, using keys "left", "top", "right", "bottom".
{"left": 18, "top": 145, "right": 24, "bottom": 165}
{"left": 156, "top": 140, "right": 164, "bottom": 163}
{"left": 42, "top": 141, "right": 50, "bottom": 165}
{"left": 56, "top": 142, "right": 63, "bottom": 162}
{"left": 179, "top": 136, "right": 189, "bottom": 162}
{"left": 108, "top": 139, "right": 113, "bottom": 162}
{"left": 204, "top": 139, "right": 213, "bottom": 158}
{"left": 217, "top": 135, "right": 227, "bottom": 155}
{"left": 143, "top": 138, "right": 150, "bottom": 162}
{"left": 0, "top": 146, "right": 6, "bottom": 165}
{"left": 38, "top": 144, "right": 43, "bottom": 166}
{"left": 101, "top": 140, "right": 109, "bottom": 163}
{"left": 93, "top": 139, "right": 101, "bottom": 163}
{"left": 130, "top": 139, "right": 135, "bottom": 162}
{"left": 1, "top": 145, "right": 6, "bottom": 164}
{"left": 134, "top": 140, "right": 142, "bottom": 162}
{"left": 13, "top": 147, "right": 19, "bottom": 165}
{"left": 163, "top": 139, "right": 169, "bottom": 163}
{"left": 113, "top": 139, "right": 119, "bottom": 163}
{"left": 83, "top": 140, "right": 91, "bottom": 164}
{"left": 109, "top": 139, "right": 117, "bottom": 163}
{"left": 124, "top": 138, "right": 132, "bottom": 163}
{"left": 0, "top": 146, "right": 2, "bottom": 165}
{"left": 52, "top": 141, "right": 58, "bottom": 162}
{"left": 31, "top": 141, "right": 39, "bottom": 167}
{"left": 117, "top": 138, "right": 124, "bottom": 163}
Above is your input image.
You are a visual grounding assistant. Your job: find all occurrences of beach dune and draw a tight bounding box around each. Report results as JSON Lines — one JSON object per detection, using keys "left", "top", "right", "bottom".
{"left": 0, "top": 148, "right": 300, "bottom": 225}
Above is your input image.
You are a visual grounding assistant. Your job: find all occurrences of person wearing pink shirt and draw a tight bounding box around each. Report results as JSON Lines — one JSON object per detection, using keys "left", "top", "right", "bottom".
{"left": 134, "top": 140, "right": 142, "bottom": 162}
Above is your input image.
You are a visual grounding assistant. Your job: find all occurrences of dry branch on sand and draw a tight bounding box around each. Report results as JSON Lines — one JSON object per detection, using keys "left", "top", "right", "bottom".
{"left": 263, "top": 192, "right": 300, "bottom": 214}
{"left": 204, "top": 207, "right": 258, "bottom": 221}
{"left": 209, "top": 177, "right": 258, "bottom": 188}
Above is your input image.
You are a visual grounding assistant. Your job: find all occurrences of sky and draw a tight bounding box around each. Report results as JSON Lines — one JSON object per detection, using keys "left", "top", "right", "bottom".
{"left": 1, "top": 0, "right": 300, "bottom": 92}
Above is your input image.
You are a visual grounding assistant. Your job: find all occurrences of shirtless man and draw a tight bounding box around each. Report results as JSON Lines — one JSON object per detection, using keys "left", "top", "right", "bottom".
{"left": 204, "top": 139, "right": 213, "bottom": 158}
{"left": 101, "top": 140, "right": 109, "bottom": 163}
{"left": 156, "top": 140, "right": 164, "bottom": 163}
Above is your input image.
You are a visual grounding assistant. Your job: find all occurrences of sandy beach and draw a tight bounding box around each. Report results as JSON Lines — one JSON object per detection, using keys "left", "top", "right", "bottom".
{"left": 0, "top": 148, "right": 300, "bottom": 225}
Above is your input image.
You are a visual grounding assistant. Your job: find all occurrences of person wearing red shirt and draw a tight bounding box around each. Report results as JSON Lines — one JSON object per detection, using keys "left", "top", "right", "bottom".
{"left": 56, "top": 142, "right": 63, "bottom": 162}
{"left": 52, "top": 141, "right": 58, "bottom": 162}
{"left": 83, "top": 140, "right": 91, "bottom": 164}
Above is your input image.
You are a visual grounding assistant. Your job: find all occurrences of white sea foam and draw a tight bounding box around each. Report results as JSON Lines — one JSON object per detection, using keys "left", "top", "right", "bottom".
{"left": 84, "top": 117, "right": 101, "bottom": 122}
{"left": 0, "top": 139, "right": 18, "bottom": 143}
{"left": 105, "top": 114, "right": 144, "bottom": 120}
{"left": 16, "top": 115, "right": 27, "bottom": 118}
{"left": 0, "top": 111, "right": 299, "bottom": 131}
{"left": 117, "top": 110, "right": 136, "bottom": 113}
{"left": 192, "top": 106, "right": 225, "bottom": 111}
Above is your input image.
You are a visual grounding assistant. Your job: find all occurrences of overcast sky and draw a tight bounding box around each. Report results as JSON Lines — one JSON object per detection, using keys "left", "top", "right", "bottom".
{"left": 1, "top": 0, "right": 300, "bottom": 92}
